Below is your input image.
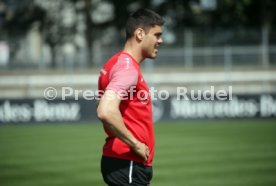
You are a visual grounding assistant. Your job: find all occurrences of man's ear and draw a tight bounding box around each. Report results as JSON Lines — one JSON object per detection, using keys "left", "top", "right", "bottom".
{"left": 135, "top": 28, "right": 145, "bottom": 41}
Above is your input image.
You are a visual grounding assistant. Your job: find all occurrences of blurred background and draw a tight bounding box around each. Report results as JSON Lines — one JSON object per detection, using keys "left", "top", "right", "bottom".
{"left": 0, "top": 0, "right": 276, "bottom": 99}
{"left": 0, "top": 0, "right": 276, "bottom": 186}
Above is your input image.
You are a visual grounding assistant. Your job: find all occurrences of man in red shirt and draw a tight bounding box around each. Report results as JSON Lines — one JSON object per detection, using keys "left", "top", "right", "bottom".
{"left": 97, "top": 9, "right": 164, "bottom": 186}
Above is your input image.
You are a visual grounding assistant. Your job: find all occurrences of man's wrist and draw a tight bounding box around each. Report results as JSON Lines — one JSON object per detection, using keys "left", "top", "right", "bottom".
{"left": 129, "top": 139, "right": 139, "bottom": 149}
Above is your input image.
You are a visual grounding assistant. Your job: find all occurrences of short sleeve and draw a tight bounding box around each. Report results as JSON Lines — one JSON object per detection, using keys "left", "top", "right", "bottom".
{"left": 106, "top": 55, "right": 138, "bottom": 98}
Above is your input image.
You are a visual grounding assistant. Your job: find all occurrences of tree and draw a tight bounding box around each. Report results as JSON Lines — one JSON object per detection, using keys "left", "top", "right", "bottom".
{"left": 0, "top": 0, "right": 46, "bottom": 66}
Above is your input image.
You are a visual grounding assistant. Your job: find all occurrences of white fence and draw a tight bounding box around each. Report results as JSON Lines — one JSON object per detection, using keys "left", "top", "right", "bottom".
{"left": 0, "top": 70, "right": 275, "bottom": 98}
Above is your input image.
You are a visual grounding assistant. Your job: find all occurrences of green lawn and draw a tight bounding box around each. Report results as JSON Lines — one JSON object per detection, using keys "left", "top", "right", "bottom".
{"left": 0, "top": 119, "right": 276, "bottom": 186}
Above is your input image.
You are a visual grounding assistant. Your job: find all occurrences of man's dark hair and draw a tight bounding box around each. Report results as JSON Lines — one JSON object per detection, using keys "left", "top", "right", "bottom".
{"left": 125, "top": 9, "right": 164, "bottom": 39}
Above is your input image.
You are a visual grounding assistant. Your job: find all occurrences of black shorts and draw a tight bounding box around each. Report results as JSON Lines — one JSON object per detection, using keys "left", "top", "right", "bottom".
{"left": 101, "top": 156, "right": 153, "bottom": 186}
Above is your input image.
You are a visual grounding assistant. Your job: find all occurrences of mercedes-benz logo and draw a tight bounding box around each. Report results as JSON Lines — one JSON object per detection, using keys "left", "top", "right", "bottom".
{"left": 152, "top": 99, "right": 164, "bottom": 122}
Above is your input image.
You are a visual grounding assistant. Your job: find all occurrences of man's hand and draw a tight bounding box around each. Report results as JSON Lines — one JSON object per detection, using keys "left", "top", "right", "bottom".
{"left": 132, "top": 142, "right": 150, "bottom": 162}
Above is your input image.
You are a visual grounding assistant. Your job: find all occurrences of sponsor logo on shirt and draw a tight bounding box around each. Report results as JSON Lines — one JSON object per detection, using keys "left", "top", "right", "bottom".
{"left": 100, "top": 69, "right": 107, "bottom": 75}
{"left": 125, "top": 58, "right": 130, "bottom": 69}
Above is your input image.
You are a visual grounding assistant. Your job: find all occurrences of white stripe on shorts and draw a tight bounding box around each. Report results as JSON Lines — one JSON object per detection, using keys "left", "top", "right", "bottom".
{"left": 129, "top": 160, "right": 133, "bottom": 184}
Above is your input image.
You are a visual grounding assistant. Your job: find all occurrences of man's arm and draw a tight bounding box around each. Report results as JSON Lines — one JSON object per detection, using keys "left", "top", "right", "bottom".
{"left": 97, "top": 90, "right": 149, "bottom": 161}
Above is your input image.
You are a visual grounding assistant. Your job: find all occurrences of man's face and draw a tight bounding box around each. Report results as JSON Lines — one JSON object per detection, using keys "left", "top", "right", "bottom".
{"left": 142, "top": 25, "right": 163, "bottom": 59}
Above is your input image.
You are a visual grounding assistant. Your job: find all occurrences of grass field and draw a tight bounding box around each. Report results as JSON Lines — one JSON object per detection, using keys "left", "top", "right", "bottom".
{"left": 0, "top": 119, "right": 276, "bottom": 186}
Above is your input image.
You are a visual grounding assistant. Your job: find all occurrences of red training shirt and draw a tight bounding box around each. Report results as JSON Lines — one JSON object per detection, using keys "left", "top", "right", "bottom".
{"left": 98, "top": 51, "right": 154, "bottom": 166}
